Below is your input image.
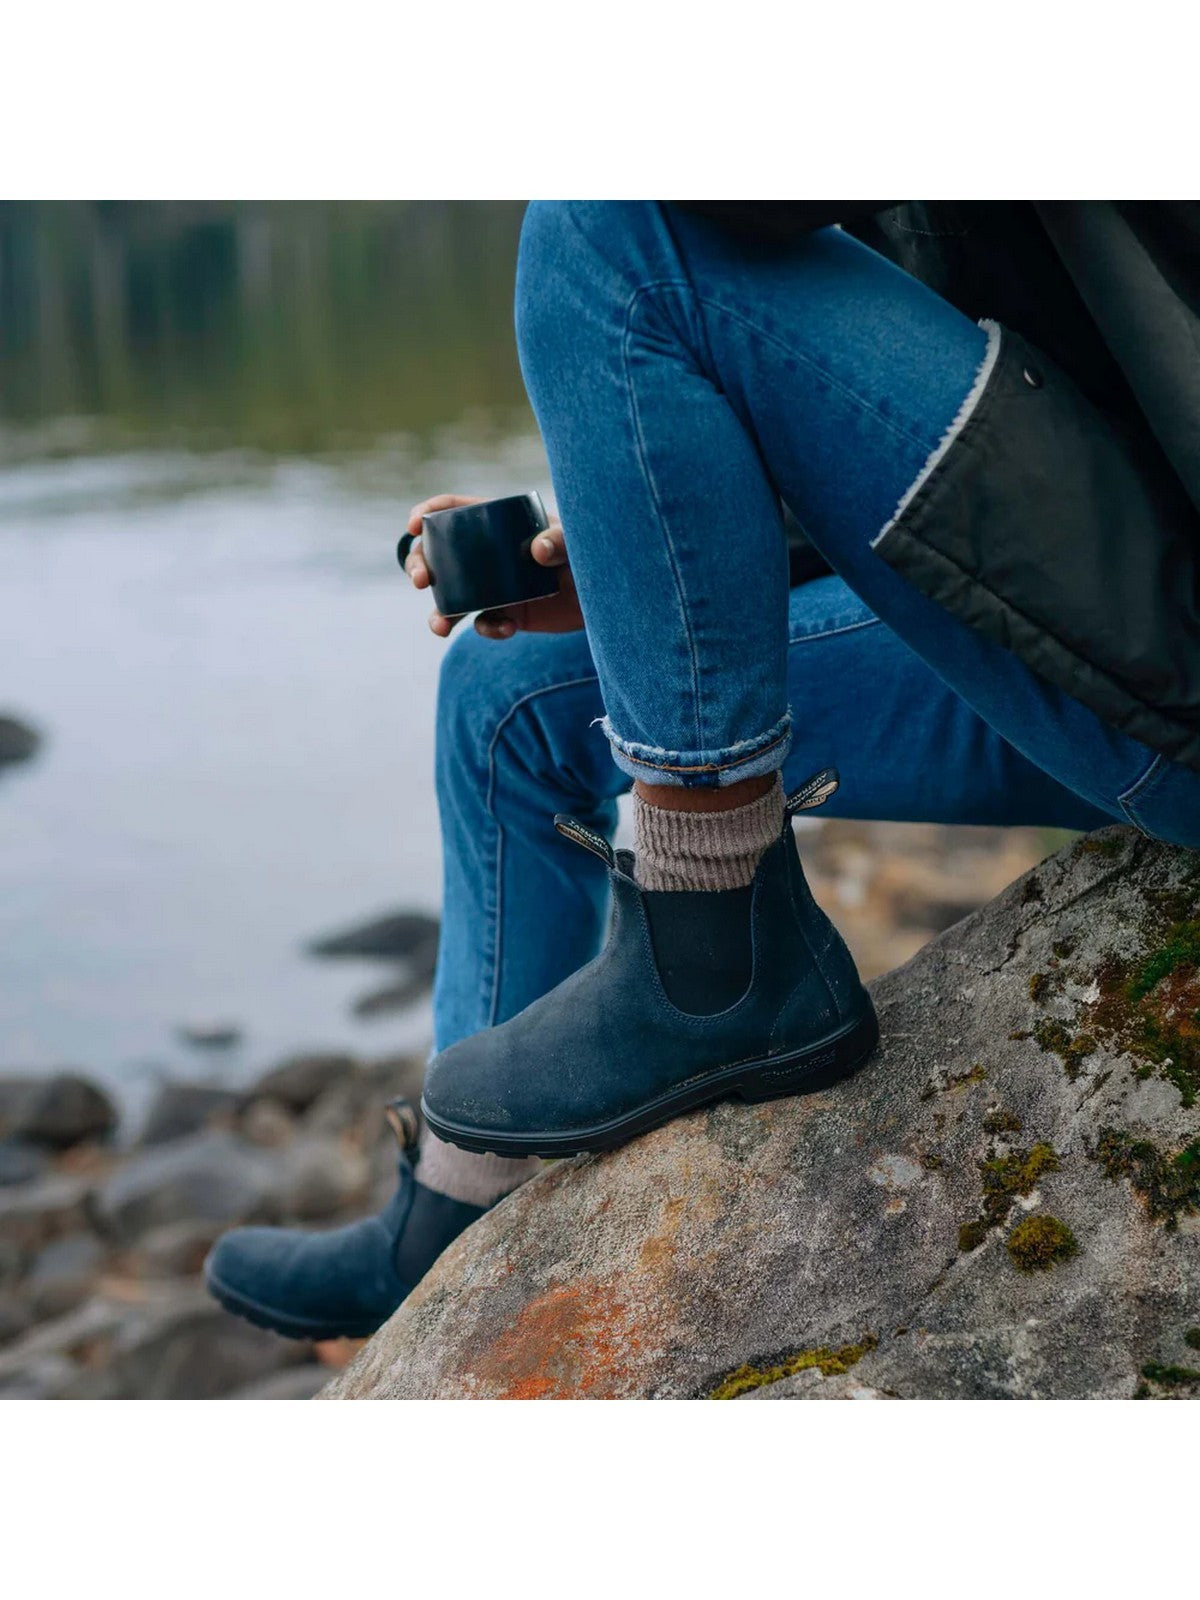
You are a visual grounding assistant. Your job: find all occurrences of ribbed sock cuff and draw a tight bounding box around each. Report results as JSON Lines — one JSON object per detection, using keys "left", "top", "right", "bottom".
{"left": 417, "top": 1131, "right": 540, "bottom": 1208}
{"left": 633, "top": 773, "right": 785, "bottom": 891}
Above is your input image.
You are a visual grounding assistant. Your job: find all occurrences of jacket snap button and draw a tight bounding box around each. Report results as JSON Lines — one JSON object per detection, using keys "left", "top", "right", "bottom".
{"left": 1022, "top": 366, "right": 1044, "bottom": 389}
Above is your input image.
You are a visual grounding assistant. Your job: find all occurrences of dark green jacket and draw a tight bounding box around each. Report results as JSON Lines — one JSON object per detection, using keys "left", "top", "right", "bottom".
{"left": 685, "top": 202, "right": 1200, "bottom": 775}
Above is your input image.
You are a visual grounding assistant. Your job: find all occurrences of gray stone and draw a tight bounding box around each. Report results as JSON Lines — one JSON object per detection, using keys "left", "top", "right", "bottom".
{"left": 0, "top": 1283, "right": 302, "bottom": 1399}
{"left": 0, "top": 1140, "right": 48, "bottom": 1187}
{"left": 0, "top": 713, "right": 40, "bottom": 767}
{"left": 246, "top": 1053, "right": 360, "bottom": 1113}
{"left": 97, "top": 1305, "right": 301, "bottom": 1400}
{"left": 277, "top": 1138, "right": 371, "bottom": 1221}
{"left": 0, "top": 1291, "right": 34, "bottom": 1347}
{"left": 0, "top": 1353, "right": 78, "bottom": 1399}
{"left": 0, "top": 1173, "right": 92, "bottom": 1250}
{"left": 238, "top": 1097, "right": 297, "bottom": 1148}
{"left": 323, "top": 828, "right": 1200, "bottom": 1402}
{"left": 137, "top": 1082, "right": 240, "bottom": 1147}
{"left": 26, "top": 1233, "right": 107, "bottom": 1320}
{"left": 131, "top": 1218, "right": 225, "bottom": 1278}
{"left": 0, "top": 1073, "right": 117, "bottom": 1149}
{"left": 92, "top": 1131, "right": 277, "bottom": 1244}
{"left": 230, "top": 1364, "right": 330, "bottom": 1400}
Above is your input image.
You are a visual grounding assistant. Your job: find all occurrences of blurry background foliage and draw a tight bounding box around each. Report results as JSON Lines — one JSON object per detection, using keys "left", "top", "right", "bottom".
{"left": 0, "top": 200, "right": 531, "bottom": 458}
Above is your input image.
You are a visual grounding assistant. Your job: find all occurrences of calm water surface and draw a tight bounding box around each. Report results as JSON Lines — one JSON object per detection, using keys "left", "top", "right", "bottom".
{"left": 0, "top": 203, "right": 555, "bottom": 1112}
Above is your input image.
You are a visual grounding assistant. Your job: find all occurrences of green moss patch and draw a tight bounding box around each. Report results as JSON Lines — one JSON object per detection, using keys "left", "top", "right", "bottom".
{"left": 958, "top": 1141, "right": 1061, "bottom": 1253}
{"left": 710, "top": 1336, "right": 877, "bottom": 1400}
{"left": 1091, "top": 1129, "right": 1200, "bottom": 1231}
{"left": 1084, "top": 908, "right": 1200, "bottom": 1108}
{"left": 1006, "top": 1214, "right": 1078, "bottom": 1270}
{"left": 1185, "top": 1328, "right": 1200, "bottom": 1351}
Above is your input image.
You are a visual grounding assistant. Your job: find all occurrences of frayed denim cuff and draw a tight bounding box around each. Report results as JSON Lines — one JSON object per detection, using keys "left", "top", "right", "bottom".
{"left": 601, "top": 710, "right": 792, "bottom": 789}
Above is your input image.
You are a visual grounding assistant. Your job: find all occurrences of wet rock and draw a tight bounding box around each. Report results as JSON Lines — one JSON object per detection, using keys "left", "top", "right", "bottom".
{"left": 0, "top": 1173, "right": 92, "bottom": 1250}
{"left": 0, "top": 1352, "right": 78, "bottom": 1399}
{"left": 324, "top": 828, "right": 1200, "bottom": 1402}
{"left": 277, "top": 1138, "right": 370, "bottom": 1221}
{"left": 97, "top": 1304, "right": 300, "bottom": 1400}
{"left": 92, "top": 1131, "right": 277, "bottom": 1244}
{"left": 176, "top": 1023, "right": 243, "bottom": 1051}
{"left": 308, "top": 910, "right": 439, "bottom": 962}
{"left": 0, "top": 714, "right": 40, "bottom": 767}
{"left": 129, "top": 1219, "right": 225, "bottom": 1279}
{"left": 138, "top": 1082, "right": 240, "bottom": 1146}
{"left": 230, "top": 1364, "right": 330, "bottom": 1400}
{"left": 0, "top": 1295, "right": 129, "bottom": 1397}
{"left": 0, "top": 1239, "right": 22, "bottom": 1289}
{"left": 247, "top": 1053, "right": 360, "bottom": 1114}
{"left": 26, "top": 1233, "right": 107, "bottom": 1320}
{"left": 238, "top": 1097, "right": 297, "bottom": 1148}
{"left": 0, "top": 1072, "right": 117, "bottom": 1149}
{"left": 364, "top": 1054, "right": 426, "bottom": 1109}
{"left": 0, "top": 1291, "right": 34, "bottom": 1347}
{"left": 0, "top": 1139, "right": 48, "bottom": 1187}
{"left": 0, "top": 1284, "right": 301, "bottom": 1399}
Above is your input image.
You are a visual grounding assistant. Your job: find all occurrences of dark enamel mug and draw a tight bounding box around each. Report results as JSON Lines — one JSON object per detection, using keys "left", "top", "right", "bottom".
{"left": 397, "top": 492, "right": 558, "bottom": 617}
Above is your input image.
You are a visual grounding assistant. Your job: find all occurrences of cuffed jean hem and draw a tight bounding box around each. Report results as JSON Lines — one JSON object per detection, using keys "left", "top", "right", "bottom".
{"left": 601, "top": 710, "right": 793, "bottom": 789}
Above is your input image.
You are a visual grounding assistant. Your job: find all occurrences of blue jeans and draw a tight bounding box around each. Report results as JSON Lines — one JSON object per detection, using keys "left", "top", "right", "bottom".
{"left": 432, "top": 202, "right": 1200, "bottom": 1053}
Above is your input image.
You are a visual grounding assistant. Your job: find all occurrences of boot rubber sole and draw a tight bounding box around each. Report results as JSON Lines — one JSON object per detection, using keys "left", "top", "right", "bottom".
{"left": 204, "top": 1263, "right": 390, "bottom": 1343}
{"left": 421, "top": 1004, "right": 879, "bottom": 1159}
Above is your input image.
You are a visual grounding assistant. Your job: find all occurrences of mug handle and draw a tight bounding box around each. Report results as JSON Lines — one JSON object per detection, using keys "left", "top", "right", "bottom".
{"left": 396, "top": 531, "right": 419, "bottom": 570}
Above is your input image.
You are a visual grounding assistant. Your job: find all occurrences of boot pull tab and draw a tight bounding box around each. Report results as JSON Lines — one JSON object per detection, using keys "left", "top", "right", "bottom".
{"left": 554, "top": 814, "right": 615, "bottom": 868}
{"left": 785, "top": 766, "right": 840, "bottom": 816}
{"left": 384, "top": 1096, "right": 421, "bottom": 1155}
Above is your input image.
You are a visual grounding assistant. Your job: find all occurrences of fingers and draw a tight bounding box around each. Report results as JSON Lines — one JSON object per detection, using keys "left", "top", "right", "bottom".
{"left": 427, "top": 609, "right": 464, "bottom": 638}
{"left": 474, "top": 610, "right": 517, "bottom": 640}
{"left": 404, "top": 538, "right": 431, "bottom": 590}
{"left": 405, "top": 493, "right": 479, "bottom": 537}
{"left": 531, "top": 521, "right": 568, "bottom": 567}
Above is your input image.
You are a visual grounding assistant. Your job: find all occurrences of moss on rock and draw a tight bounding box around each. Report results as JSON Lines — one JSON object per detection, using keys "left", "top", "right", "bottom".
{"left": 1091, "top": 1129, "right": 1200, "bottom": 1231}
{"left": 958, "top": 1141, "right": 1061, "bottom": 1253}
{"left": 1006, "top": 1214, "right": 1078, "bottom": 1270}
{"left": 710, "top": 1335, "right": 877, "bottom": 1400}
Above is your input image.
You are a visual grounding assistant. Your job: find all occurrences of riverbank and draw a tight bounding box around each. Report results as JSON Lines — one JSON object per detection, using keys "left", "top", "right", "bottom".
{"left": 0, "top": 1051, "right": 424, "bottom": 1398}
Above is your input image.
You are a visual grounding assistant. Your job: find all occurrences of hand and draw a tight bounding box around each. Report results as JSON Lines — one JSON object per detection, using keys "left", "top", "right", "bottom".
{"left": 403, "top": 494, "right": 585, "bottom": 640}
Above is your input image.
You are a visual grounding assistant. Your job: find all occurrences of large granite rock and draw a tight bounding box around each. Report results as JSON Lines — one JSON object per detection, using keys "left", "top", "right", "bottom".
{"left": 323, "top": 827, "right": 1200, "bottom": 1401}
{"left": 0, "top": 1073, "right": 117, "bottom": 1150}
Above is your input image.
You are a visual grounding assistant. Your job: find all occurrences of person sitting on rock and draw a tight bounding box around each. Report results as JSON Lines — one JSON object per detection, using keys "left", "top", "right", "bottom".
{"left": 206, "top": 201, "right": 1200, "bottom": 1342}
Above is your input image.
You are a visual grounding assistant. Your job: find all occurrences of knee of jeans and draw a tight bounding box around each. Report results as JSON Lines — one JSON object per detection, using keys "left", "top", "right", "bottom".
{"left": 516, "top": 202, "right": 659, "bottom": 383}
{"left": 435, "top": 626, "right": 597, "bottom": 802}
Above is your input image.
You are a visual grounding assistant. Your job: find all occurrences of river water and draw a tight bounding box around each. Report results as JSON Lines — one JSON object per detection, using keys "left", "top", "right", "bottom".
{"left": 0, "top": 202, "right": 550, "bottom": 1112}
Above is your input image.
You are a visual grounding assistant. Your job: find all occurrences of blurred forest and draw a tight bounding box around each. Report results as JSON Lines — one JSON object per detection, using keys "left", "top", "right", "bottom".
{"left": 0, "top": 201, "right": 530, "bottom": 458}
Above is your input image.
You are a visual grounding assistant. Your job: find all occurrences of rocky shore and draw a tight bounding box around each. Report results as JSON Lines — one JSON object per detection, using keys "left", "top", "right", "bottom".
{"left": 0, "top": 1052, "right": 425, "bottom": 1399}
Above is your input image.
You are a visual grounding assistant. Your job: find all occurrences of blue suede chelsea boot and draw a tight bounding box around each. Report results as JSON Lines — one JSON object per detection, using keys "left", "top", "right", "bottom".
{"left": 204, "top": 1100, "right": 486, "bottom": 1341}
{"left": 422, "top": 770, "right": 878, "bottom": 1158}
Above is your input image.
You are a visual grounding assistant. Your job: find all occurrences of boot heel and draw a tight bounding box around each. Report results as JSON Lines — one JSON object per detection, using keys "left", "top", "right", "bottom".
{"left": 736, "top": 1007, "right": 879, "bottom": 1104}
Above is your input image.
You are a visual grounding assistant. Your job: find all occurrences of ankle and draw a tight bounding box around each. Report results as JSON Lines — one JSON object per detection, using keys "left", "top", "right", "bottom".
{"left": 417, "top": 1130, "right": 540, "bottom": 1208}
{"left": 633, "top": 772, "right": 784, "bottom": 891}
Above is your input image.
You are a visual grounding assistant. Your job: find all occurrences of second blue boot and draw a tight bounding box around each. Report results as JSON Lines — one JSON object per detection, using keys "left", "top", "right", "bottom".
{"left": 204, "top": 1101, "right": 486, "bottom": 1341}
{"left": 422, "top": 770, "right": 878, "bottom": 1159}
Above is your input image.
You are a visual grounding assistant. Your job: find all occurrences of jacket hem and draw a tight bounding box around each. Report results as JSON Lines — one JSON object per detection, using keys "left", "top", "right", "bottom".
{"left": 871, "top": 318, "right": 1001, "bottom": 552}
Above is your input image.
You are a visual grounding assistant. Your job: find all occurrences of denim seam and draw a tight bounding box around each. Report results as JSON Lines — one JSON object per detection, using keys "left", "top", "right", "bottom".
{"left": 689, "top": 292, "right": 939, "bottom": 457}
{"left": 787, "top": 615, "right": 882, "bottom": 648}
{"left": 622, "top": 283, "right": 705, "bottom": 751}
{"left": 624, "top": 272, "right": 938, "bottom": 458}
{"left": 1117, "top": 753, "right": 1168, "bottom": 839}
{"left": 483, "top": 672, "right": 601, "bottom": 1027}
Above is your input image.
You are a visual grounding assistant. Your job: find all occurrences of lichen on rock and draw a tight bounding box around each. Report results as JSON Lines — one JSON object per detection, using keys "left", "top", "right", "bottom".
{"left": 321, "top": 828, "right": 1200, "bottom": 1401}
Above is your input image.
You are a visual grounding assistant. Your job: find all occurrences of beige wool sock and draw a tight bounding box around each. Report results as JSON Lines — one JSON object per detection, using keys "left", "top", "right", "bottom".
{"left": 417, "top": 1130, "right": 540, "bottom": 1208}
{"left": 633, "top": 773, "right": 785, "bottom": 891}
